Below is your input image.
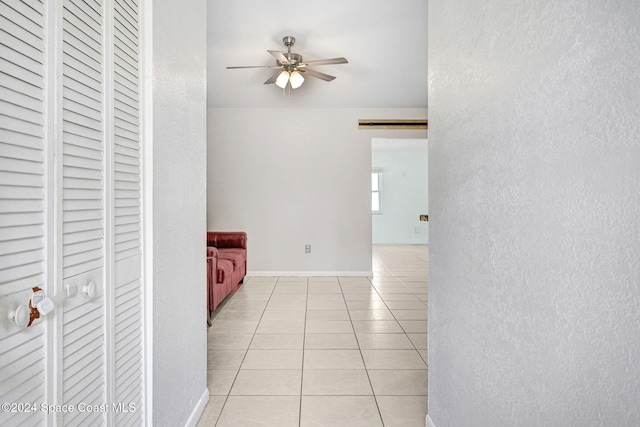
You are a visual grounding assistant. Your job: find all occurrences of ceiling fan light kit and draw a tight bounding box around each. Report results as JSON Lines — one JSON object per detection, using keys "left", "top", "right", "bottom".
{"left": 275, "top": 70, "right": 290, "bottom": 88}
{"left": 289, "top": 71, "right": 304, "bottom": 89}
{"left": 227, "top": 36, "right": 348, "bottom": 90}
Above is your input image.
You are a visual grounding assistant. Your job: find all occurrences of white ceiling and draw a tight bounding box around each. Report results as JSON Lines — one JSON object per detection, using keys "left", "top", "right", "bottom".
{"left": 207, "top": 0, "right": 428, "bottom": 109}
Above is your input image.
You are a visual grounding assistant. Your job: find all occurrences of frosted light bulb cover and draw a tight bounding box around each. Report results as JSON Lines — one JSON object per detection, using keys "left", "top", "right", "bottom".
{"left": 276, "top": 70, "right": 290, "bottom": 88}
{"left": 290, "top": 71, "right": 304, "bottom": 89}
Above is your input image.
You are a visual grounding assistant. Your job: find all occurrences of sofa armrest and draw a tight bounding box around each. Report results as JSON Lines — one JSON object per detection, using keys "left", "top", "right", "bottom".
{"left": 206, "top": 246, "right": 219, "bottom": 312}
{"left": 207, "top": 246, "right": 218, "bottom": 274}
{"left": 207, "top": 246, "right": 219, "bottom": 259}
{"left": 207, "top": 231, "right": 247, "bottom": 249}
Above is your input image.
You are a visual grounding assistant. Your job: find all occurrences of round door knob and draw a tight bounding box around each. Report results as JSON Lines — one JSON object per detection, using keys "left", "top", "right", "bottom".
{"left": 83, "top": 281, "right": 97, "bottom": 298}
{"left": 9, "top": 304, "right": 30, "bottom": 328}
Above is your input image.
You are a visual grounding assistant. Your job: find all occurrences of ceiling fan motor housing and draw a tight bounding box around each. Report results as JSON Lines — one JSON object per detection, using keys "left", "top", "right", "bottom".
{"left": 278, "top": 52, "right": 303, "bottom": 67}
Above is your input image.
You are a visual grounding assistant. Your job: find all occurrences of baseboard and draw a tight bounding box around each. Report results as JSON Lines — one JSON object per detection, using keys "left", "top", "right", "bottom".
{"left": 373, "top": 242, "right": 429, "bottom": 245}
{"left": 184, "top": 388, "right": 210, "bottom": 427}
{"left": 247, "top": 271, "right": 374, "bottom": 277}
{"left": 427, "top": 414, "right": 436, "bottom": 427}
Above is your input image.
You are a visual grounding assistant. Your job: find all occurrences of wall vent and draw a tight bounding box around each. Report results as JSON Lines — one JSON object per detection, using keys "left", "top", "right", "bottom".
{"left": 358, "top": 119, "right": 428, "bottom": 130}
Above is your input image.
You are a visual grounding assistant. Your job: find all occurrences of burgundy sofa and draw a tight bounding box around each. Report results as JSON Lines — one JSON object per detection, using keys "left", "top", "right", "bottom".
{"left": 206, "top": 231, "right": 247, "bottom": 315}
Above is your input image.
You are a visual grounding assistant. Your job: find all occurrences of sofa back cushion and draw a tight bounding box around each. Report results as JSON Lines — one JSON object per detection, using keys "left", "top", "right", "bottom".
{"left": 207, "top": 231, "right": 247, "bottom": 249}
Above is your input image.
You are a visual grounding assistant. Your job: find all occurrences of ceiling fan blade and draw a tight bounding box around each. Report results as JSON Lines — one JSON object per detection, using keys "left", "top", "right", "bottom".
{"left": 227, "top": 65, "right": 279, "bottom": 69}
{"left": 267, "top": 50, "right": 290, "bottom": 64}
{"left": 263, "top": 69, "right": 283, "bottom": 85}
{"left": 299, "top": 68, "right": 336, "bottom": 82}
{"left": 300, "top": 57, "right": 348, "bottom": 66}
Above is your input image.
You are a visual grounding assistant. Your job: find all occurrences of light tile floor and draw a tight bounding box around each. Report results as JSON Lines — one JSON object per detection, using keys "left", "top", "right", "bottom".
{"left": 198, "top": 245, "right": 428, "bottom": 427}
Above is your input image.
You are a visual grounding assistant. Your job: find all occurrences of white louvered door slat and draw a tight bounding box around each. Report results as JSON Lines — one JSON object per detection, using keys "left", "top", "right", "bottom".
{"left": 112, "top": 0, "right": 143, "bottom": 423}
{"left": 61, "top": 0, "right": 106, "bottom": 424}
{"left": 0, "top": 0, "right": 46, "bottom": 425}
{"left": 61, "top": 0, "right": 105, "bottom": 268}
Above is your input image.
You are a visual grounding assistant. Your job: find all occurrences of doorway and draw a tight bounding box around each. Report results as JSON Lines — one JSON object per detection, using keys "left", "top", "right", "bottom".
{"left": 371, "top": 138, "right": 429, "bottom": 245}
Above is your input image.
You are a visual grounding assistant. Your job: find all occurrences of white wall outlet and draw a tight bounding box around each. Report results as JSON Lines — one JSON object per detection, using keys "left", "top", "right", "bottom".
{"left": 305, "top": 244, "right": 311, "bottom": 254}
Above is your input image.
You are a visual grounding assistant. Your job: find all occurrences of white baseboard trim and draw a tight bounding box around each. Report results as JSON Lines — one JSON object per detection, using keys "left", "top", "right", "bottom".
{"left": 427, "top": 414, "right": 436, "bottom": 427}
{"left": 373, "top": 242, "right": 429, "bottom": 245}
{"left": 184, "top": 388, "right": 209, "bottom": 427}
{"left": 247, "top": 271, "right": 374, "bottom": 277}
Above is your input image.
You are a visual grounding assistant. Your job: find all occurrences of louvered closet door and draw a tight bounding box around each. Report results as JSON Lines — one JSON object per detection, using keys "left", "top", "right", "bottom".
{"left": 1, "top": 1, "right": 144, "bottom": 425}
{"left": 112, "top": 0, "right": 143, "bottom": 424}
{"left": 60, "top": 0, "right": 106, "bottom": 425}
{"left": 60, "top": 0, "right": 145, "bottom": 425}
{"left": 0, "top": 1, "right": 47, "bottom": 425}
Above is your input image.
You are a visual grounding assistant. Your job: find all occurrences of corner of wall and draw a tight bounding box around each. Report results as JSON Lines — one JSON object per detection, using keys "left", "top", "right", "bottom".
{"left": 183, "top": 389, "right": 210, "bottom": 427}
{"left": 150, "top": 0, "right": 208, "bottom": 425}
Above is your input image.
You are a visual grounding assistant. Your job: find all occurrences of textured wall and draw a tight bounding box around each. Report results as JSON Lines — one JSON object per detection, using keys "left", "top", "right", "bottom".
{"left": 152, "top": 0, "right": 208, "bottom": 425}
{"left": 428, "top": 1, "right": 640, "bottom": 426}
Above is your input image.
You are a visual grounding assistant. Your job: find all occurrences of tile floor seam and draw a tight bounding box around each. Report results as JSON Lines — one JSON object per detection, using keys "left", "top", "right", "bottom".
{"left": 299, "top": 275, "right": 309, "bottom": 427}
{"left": 214, "top": 276, "right": 277, "bottom": 426}
{"left": 210, "top": 297, "right": 238, "bottom": 427}
{"left": 372, "top": 272, "right": 428, "bottom": 338}
{"left": 343, "top": 275, "right": 386, "bottom": 427}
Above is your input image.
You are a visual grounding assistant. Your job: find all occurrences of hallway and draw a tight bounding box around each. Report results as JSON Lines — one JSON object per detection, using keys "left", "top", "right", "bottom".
{"left": 198, "top": 245, "right": 428, "bottom": 426}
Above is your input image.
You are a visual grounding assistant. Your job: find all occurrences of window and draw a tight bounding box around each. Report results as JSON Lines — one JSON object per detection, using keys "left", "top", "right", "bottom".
{"left": 372, "top": 170, "right": 381, "bottom": 213}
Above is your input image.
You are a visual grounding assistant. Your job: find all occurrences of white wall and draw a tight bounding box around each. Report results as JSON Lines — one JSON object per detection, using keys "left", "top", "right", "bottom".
{"left": 151, "top": 0, "right": 208, "bottom": 425}
{"left": 207, "top": 108, "right": 427, "bottom": 274}
{"left": 429, "top": 1, "right": 640, "bottom": 426}
{"left": 372, "top": 143, "right": 428, "bottom": 244}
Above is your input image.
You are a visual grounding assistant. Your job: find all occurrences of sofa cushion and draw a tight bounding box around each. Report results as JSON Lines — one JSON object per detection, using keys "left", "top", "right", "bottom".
{"left": 217, "top": 259, "right": 234, "bottom": 284}
{"left": 218, "top": 248, "right": 246, "bottom": 270}
{"left": 207, "top": 231, "right": 247, "bottom": 249}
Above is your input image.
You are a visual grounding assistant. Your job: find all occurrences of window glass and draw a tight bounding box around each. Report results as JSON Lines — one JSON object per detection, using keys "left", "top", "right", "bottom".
{"left": 372, "top": 171, "right": 381, "bottom": 212}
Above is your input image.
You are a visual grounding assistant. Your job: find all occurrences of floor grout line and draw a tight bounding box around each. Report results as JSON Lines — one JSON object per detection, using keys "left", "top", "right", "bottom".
{"left": 298, "top": 276, "right": 309, "bottom": 427}
{"left": 204, "top": 246, "right": 428, "bottom": 426}
{"left": 342, "top": 274, "right": 387, "bottom": 427}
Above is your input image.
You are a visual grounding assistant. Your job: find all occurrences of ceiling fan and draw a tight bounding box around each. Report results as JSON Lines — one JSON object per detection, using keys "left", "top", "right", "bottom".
{"left": 227, "top": 36, "right": 348, "bottom": 89}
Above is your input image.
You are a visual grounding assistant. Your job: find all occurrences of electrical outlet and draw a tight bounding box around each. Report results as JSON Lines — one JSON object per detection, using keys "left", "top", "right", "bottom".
{"left": 305, "top": 244, "right": 311, "bottom": 254}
